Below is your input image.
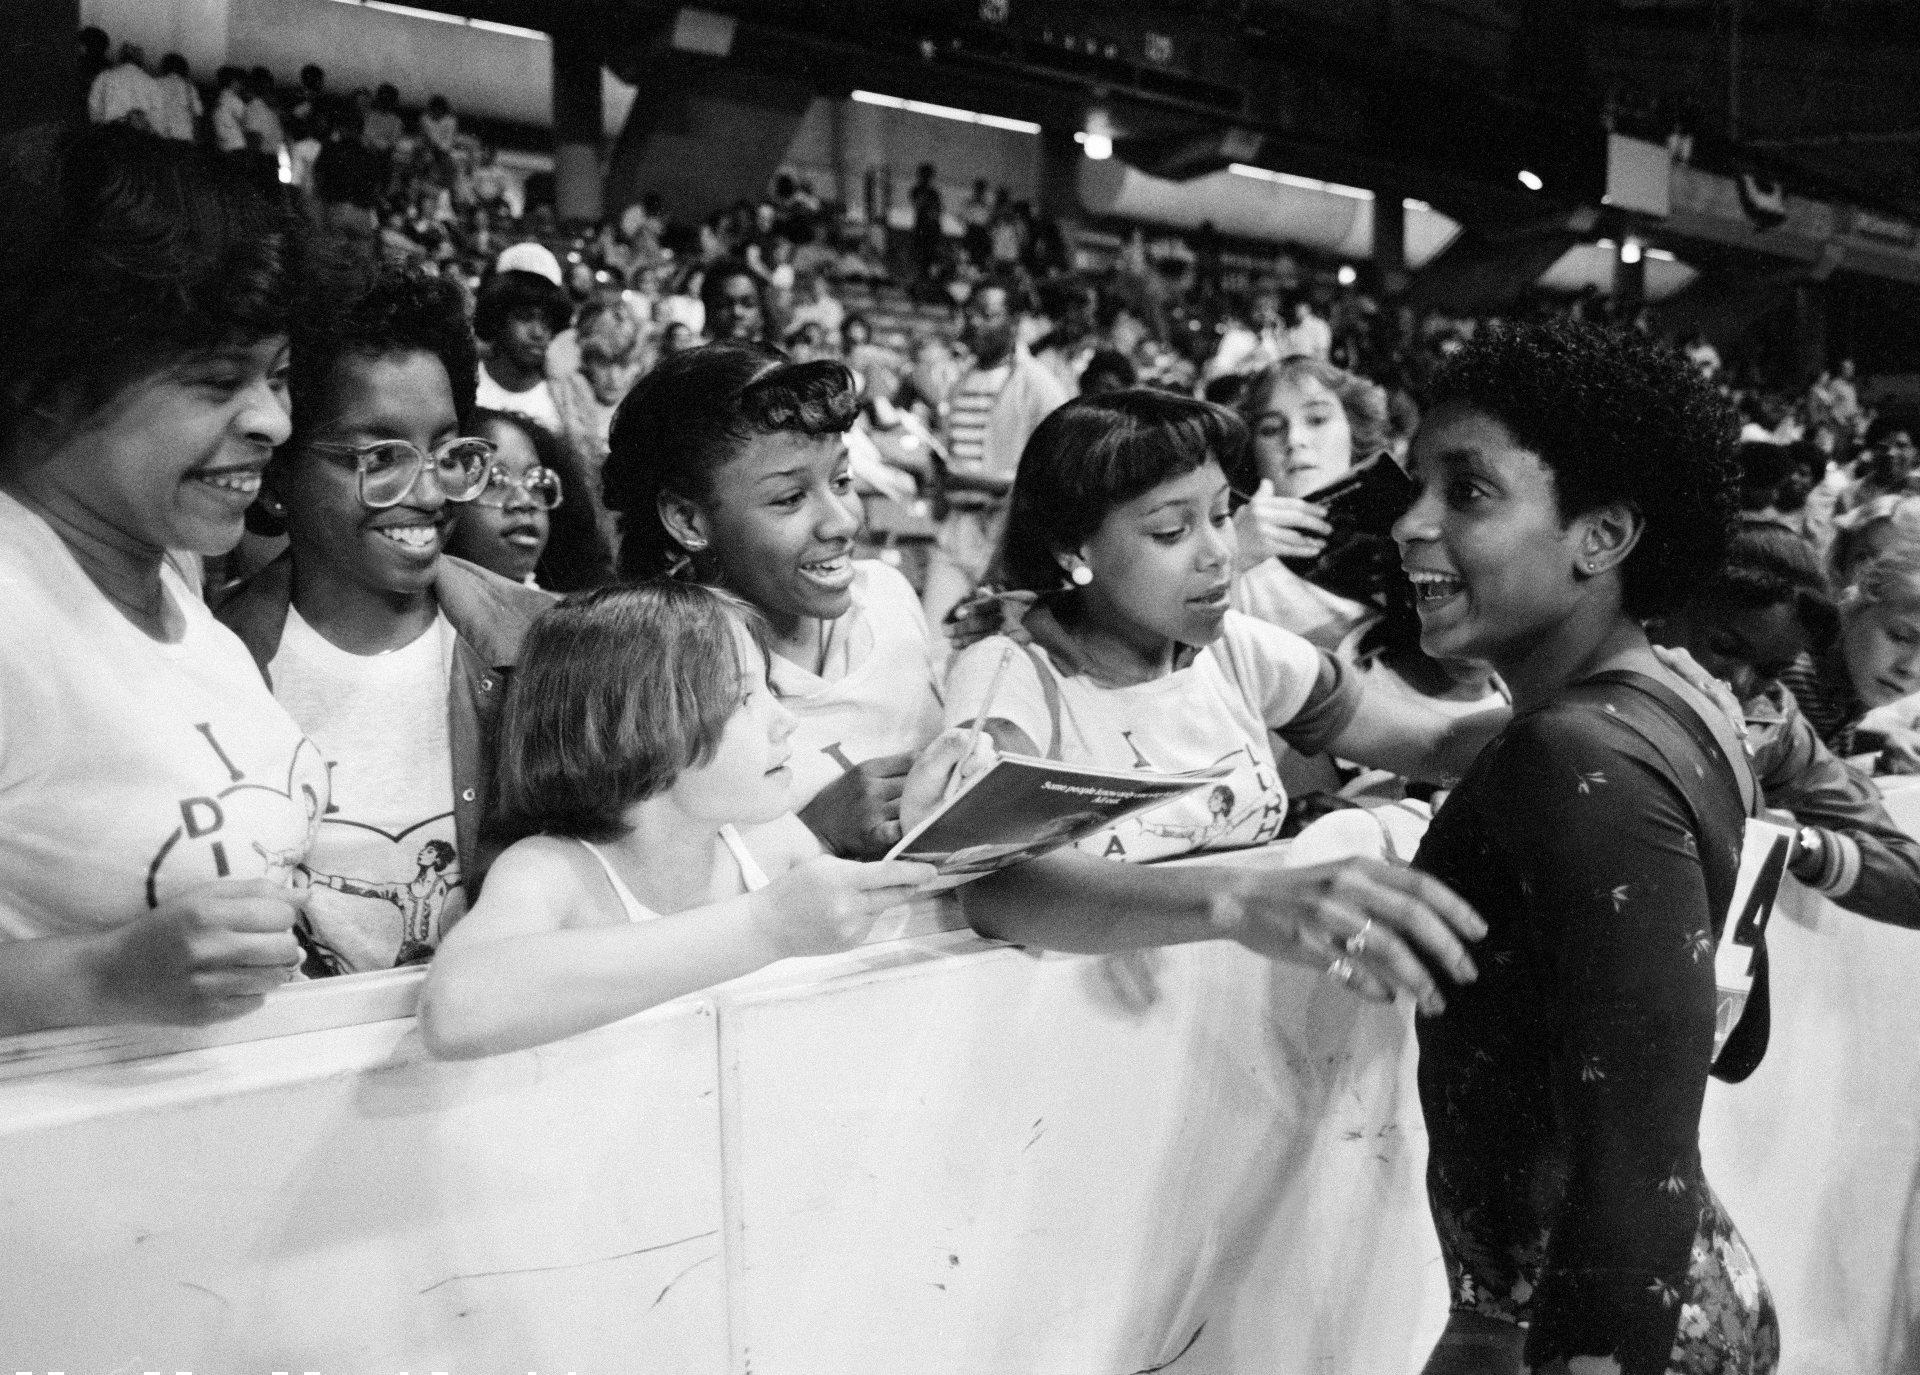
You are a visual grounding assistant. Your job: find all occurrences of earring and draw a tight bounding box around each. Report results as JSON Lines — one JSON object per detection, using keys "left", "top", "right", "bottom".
{"left": 1069, "top": 563, "right": 1093, "bottom": 586}
{"left": 683, "top": 537, "right": 708, "bottom": 552}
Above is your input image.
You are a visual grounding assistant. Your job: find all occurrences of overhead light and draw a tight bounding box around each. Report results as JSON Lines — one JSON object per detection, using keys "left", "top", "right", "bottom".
{"left": 328, "top": 0, "right": 549, "bottom": 41}
{"left": 1228, "top": 164, "right": 1372, "bottom": 202}
{"left": 1337, "top": 264, "right": 1357, "bottom": 287}
{"left": 1621, "top": 238, "right": 1643, "bottom": 264}
{"left": 850, "top": 90, "right": 1040, "bottom": 136}
{"left": 1075, "top": 131, "right": 1113, "bottom": 160}
{"left": 1518, "top": 169, "right": 1544, "bottom": 191}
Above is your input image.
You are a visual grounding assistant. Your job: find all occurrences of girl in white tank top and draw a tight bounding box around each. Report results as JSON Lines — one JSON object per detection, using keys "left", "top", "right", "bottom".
{"left": 420, "top": 584, "right": 938, "bottom": 1060}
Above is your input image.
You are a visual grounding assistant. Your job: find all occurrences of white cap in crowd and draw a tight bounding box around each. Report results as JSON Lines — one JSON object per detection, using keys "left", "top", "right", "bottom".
{"left": 495, "top": 241, "right": 563, "bottom": 286}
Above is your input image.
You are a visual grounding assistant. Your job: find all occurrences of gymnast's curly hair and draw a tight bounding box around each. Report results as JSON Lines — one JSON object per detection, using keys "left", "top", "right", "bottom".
{"left": 1426, "top": 320, "right": 1739, "bottom": 618}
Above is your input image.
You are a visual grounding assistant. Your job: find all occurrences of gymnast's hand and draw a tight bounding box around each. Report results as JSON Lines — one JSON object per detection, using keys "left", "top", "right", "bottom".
{"left": 1209, "top": 858, "right": 1486, "bottom": 1016}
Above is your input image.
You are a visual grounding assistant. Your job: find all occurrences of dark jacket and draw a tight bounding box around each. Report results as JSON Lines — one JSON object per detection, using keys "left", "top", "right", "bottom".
{"left": 216, "top": 553, "right": 552, "bottom": 901}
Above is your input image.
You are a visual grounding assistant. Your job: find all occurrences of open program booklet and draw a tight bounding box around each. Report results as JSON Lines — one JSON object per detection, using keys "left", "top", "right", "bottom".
{"left": 886, "top": 754, "right": 1229, "bottom": 890}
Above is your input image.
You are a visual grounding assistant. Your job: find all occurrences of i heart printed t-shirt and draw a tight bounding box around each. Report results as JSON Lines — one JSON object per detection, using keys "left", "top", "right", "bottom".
{"left": 0, "top": 491, "right": 326, "bottom": 939}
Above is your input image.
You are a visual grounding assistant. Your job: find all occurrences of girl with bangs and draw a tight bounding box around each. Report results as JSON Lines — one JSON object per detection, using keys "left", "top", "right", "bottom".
{"left": 603, "top": 343, "right": 967, "bottom": 862}
{"left": 941, "top": 389, "right": 1500, "bottom": 1014}
{"left": 419, "top": 582, "right": 937, "bottom": 1058}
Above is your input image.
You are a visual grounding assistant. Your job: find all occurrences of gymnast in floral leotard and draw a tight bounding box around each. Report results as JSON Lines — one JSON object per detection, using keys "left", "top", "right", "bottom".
{"left": 1400, "top": 322, "right": 1777, "bottom": 1375}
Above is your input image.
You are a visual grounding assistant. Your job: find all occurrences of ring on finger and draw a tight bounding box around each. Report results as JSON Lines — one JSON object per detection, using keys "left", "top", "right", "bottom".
{"left": 1326, "top": 955, "right": 1356, "bottom": 985}
{"left": 1345, "top": 918, "right": 1374, "bottom": 959}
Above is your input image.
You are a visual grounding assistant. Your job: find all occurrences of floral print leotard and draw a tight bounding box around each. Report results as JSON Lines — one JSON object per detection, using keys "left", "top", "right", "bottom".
{"left": 1413, "top": 673, "right": 1779, "bottom": 1375}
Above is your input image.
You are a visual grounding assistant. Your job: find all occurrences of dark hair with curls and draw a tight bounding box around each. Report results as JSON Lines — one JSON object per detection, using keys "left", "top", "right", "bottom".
{"left": 472, "top": 268, "right": 572, "bottom": 344}
{"left": 1694, "top": 520, "right": 1841, "bottom": 652}
{"left": 602, "top": 342, "right": 859, "bottom": 579}
{"left": 0, "top": 123, "right": 308, "bottom": 456}
{"left": 999, "top": 390, "right": 1256, "bottom": 594}
{"left": 1425, "top": 320, "right": 1739, "bottom": 618}
{"left": 494, "top": 581, "right": 770, "bottom": 842}
{"left": 286, "top": 256, "right": 479, "bottom": 454}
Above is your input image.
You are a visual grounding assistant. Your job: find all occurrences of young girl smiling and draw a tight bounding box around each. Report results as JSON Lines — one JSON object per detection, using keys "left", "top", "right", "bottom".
{"left": 419, "top": 582, "right": 937, "bottom": 1058}
{"left": 602, "top": 344, "right": 950, "bottom": 861}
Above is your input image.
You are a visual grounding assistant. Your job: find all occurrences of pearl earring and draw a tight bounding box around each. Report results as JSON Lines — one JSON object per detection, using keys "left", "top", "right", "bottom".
{"left": 1069, "top": 564, "right": 1093, "bottom": 586}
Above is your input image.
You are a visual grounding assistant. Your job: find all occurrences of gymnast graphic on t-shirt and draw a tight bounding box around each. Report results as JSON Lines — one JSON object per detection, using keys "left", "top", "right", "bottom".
{"left": 303, "top": 839, "right": 458, "bottom": 967}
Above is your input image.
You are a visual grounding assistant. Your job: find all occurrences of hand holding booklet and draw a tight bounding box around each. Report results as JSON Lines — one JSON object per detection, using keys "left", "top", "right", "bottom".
{"left": 886, "top": 753, "right": 1230, "bottom": 890}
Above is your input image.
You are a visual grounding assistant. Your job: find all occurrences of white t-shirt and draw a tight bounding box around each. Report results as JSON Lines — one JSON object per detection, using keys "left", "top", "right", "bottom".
{"left": 943, "top": 612, "right": 1331, "bottom": 863}
{"left": 768, "top": 561, "right": 945, "bottom": 809}
{"left": 476, "top": 365, "right": 564, "bottom": 435}
{"left": 0, "top": 493, "right": 326, "bottom": 940}
{"left": 269, "top": 609, "right": 463, "bottom": 974}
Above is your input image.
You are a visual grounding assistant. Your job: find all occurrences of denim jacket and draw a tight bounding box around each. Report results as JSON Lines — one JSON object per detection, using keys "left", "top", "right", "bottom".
{"left": 215, "top": 553, "right": 552, "bottom": 901}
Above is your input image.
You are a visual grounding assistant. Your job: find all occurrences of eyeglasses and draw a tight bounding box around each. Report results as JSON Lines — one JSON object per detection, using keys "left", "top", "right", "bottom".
{"left": 308, "top": 437, "right": 495, "bottom": 509}
{"left": 469, "top": 463, "right": 564, "bottom": 510}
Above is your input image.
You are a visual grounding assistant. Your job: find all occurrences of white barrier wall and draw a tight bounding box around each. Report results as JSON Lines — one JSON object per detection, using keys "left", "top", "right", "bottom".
{"left": 1701, "top": 778, "right": 1920, "bottom": 1375}
{"left": 7, "top": 790, "right": 1920, "bottom": 1374}
{"left": 0, "top": 842, "right": 1447, "bottom": 1375}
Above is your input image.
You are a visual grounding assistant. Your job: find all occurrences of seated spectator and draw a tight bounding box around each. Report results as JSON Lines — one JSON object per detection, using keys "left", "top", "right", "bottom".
{"left": 221, "top": 261, "right": 551, "bottom": 975}
{"left": 418, "top": 582, "right": 942, "bottom": 1059}
{"left": 1776, "top": 536, "right": 1920, "bottom": 766}
{"left": 362, "top": 83, "right": 403, "bottom": 154}
{"left": 921, "top": 275, "right": 1073, "bottom": 626}
{"left": 603, "top": 345, "right": 950, "bottom": 861}
{"left": 152, "top": 53, "right": 202, "bottom": 142}
{"left": 313, "top": 107, "right": 385, "bottom": 239}
{"left": 1078, "top": 348, "right": 1137, "bottom": 396}
{"left": 0, "top": 124, "right": 314, "bottom": 1033}
{"left": 473, "top": 256, "right": 574, "bottom": 436}
{"left": 553, "top": 296, "right": 646, "bottom": 477}
{"left": 1650, "top": 523, "right": 1920, "bottom": 926}
{"left": 448, "top": 408, "right": 609, "bottom": 592}
{"left": 420, "top": 95, "right": 458, "bottom": 156}
{"left": 701, "top": 259, "right": 769, "bottom": 345}
{"left": 789, "top": 271, "right": 846, "bottom": 337}
{"left": 88, "top": 43, "right": 163, "bottom": 132}
{"left": 211, "top": 66, "right": 248, "bottom": 155}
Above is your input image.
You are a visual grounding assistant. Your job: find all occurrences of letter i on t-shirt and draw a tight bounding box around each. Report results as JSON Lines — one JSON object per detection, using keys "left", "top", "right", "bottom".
{"left": 270, "top": 610, "right": 464, "bottom": 974}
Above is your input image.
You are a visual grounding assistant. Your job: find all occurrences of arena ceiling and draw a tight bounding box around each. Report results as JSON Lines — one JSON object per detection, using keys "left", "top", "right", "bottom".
{"left": 447, "top": 0, "right": 1920, "bottom": 222}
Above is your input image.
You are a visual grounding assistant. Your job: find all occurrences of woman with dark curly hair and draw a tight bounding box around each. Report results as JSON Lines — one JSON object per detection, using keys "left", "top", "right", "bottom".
{"left": 1399, "top": 322, "right": 1776, "bottom": 1375}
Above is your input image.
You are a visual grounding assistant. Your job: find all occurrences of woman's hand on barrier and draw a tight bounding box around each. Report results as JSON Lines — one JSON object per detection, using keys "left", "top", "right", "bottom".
{"left": 1208, "top": 858, "right": 1485, "bottom": 1015}
{"left": 799, "top": 752, "right": 915, "bottom": 859}
{"left": 753, "top": 855, "right": 941, "bottom": 958}
{"left": 1232, "top": 480, "right": 1331, "bottom": 571}
{"left": 84, "top": 878, "right": 306, "bottom": 1026}
{"left": 900, "top": 726, "right": 1000, "bottom": 834}
{"left": 944, "top": 588, "right": 1037, "bottom": 653}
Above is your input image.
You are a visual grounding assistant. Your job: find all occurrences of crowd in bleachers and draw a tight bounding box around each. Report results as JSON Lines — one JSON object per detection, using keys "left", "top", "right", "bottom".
{"left": 23, "top": 22, "right": 1920, "bottom": 1370}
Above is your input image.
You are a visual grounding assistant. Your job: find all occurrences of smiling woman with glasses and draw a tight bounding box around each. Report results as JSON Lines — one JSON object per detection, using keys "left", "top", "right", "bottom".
{"left": 304, "top": 434, "right": 497, "bottom": 509}
{"left": 218, "top": 261, "right": 552, "bottom": 977}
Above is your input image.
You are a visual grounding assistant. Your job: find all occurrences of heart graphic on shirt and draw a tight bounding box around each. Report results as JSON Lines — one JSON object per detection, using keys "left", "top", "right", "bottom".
{"left": 144, "top": 732, "right": 330, "bottom": 907}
